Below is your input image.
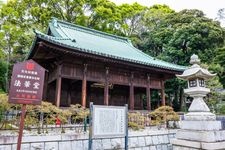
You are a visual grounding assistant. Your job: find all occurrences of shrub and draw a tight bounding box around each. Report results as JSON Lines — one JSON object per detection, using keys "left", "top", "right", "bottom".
{"left": 128, "top": 112, "right": 145, "bottom": 130}
{"left": 150, "top": 106, "right": 179, "bottom": 126}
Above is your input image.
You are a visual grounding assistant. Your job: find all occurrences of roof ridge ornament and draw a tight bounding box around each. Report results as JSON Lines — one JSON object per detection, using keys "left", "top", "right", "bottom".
{"left": 52, "top": 18, "right": 58, "bottom": 28}
{"left": 190, "top": 54, "right": 200, "bottom": 64}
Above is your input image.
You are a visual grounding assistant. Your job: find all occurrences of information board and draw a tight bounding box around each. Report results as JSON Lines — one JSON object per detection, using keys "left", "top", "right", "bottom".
{"left": 92, "top": 105, "right": 126, "bottom": 138}
{"left": 8, "top": 59, "right": 45, "bottom": 105}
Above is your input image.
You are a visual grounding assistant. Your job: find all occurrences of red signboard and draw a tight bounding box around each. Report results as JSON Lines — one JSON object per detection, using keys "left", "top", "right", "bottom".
{"left": 9, "top": 59, "right": 45, "bottom": 105}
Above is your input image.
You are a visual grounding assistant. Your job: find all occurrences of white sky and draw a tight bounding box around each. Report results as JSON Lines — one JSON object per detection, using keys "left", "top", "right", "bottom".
{"left": 110, "top": 0, "right": 225, "bottom": 26}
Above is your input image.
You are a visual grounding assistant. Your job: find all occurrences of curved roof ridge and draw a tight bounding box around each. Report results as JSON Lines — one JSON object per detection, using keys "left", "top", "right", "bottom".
{"left": 51, "top": 18, "right": 129, "bottom": 42}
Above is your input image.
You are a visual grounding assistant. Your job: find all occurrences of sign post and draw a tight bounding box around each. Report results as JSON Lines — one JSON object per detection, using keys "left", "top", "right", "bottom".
{"left": 89, "top": 103, "right": 128, "bottom": 150}
{"left": 17, "top": 104, "right": 26, "bottom": 150}
{"left": 125, "top": 104, "right": 128, "bottom": 150}
{"left": 8, "top": 60, "right": 45, "bottom": 150}
{"left": 88, "top": 102, "right": 93, "bottom": 150}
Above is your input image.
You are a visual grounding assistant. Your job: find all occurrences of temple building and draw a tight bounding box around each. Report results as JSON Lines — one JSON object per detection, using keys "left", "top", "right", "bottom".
{"left": 27, "top": 18, "right": 185, "bottom": 110}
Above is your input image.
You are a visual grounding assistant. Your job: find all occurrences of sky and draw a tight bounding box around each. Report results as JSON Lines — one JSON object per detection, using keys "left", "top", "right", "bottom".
{"left": 110, "top": 0, "right": 225, "bottom": 26}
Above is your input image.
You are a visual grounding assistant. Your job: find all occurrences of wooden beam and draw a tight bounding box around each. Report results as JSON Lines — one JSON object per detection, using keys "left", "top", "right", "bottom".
{"left": 55, "top": 65, "right": 62, "bottom": 107}
{"left": 161, "top": 80, "right": 166, "bottom": 106}
{"left": 82, "top": 64, "right": 87, "bottom": 107}
{"left": 104, "top": 67, "right": 109, "bottom": 105}
{"left": 146, "top": 74, "right": 151, "bottom": 111}
{"left": 129, "top": 72, "right": 134, "bottom": 110}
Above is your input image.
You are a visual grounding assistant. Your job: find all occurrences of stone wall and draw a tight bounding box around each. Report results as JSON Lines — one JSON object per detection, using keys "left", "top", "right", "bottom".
{"left": 0, "top": 133, "right": 175, "bottom": 150}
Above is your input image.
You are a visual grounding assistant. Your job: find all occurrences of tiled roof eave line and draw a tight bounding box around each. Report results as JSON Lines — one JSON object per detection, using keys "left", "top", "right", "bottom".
{"left": 126, "top": 40, "right": 185, "bottom": 69}
{"left": 36, "top": 34, "right": 184, "bottom": 72}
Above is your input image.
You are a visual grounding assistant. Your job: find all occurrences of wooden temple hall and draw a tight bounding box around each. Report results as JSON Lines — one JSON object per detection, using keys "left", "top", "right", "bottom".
{"left": 28, "top": 18, "right": 185, "bottom": 110}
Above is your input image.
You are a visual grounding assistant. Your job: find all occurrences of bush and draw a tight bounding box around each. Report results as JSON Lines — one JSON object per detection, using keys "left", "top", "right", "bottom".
{"left": 217, "top": 104, "right": 225, "bottom": 115}
{"left": 150, "top": 106, "right": 179, "bottom": 126}
{"left": 128, "top": 112, "right": 145, "bottom": 130}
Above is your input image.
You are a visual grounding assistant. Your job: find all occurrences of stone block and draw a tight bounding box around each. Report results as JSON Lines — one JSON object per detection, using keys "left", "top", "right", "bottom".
{"left": 157, "top": 135, "right": 164, "bottom": 144}
{"left": 137, "top": 137, "right": 146, "bottom": 147}
{"left": 0, "top": 136, "right": 17, "bottom": 144}
{"left": 176, "top": 130, "right": 225, "bottom": 142}
{"left": 202, "top": 141, "right": 225, "bottom": 150}
{"left": 92, "top": 139, "right": 102, "bottom": 150}
{"left": 111, "top": 138, "right": 122, "bottom": 149}
{"left": 149, "top": 146, "right": 157, "bottom": 150}
{"left": 163, "top": 135, "right": 169, "bottom": 143}
{"left": 21, "top": 144, "right": 30, "bottom": 150}
{"left": 11, "top": 144, "right": 17, "bottom": 150}
{"left": 30, "top": 142, "right": 44, "bottom": 150}
{"left": 156, "top": 145, "right": 162, "bottom": 150}
{"left": 0, "top": 145, "right": 11, "bottom": 150}
{"left": 180, "top": 121, "right": 222, "bottom": 130}
{"left": 129, "top": 137, "right": 139, "bottom": 148}
{"left": 142, "top": 147, "right": 150, "bottom": 150}
{"left": 45, "top": 142, "right": 59, "bottom": 150}
{"left": 72, "top": 140, "right": 83, "bottom": 150}
{"left": 145, "top": 136, "right": 152, "bottom": 146}
{"left": 173, "top": 140, "right": 225, "bottom": 150}
{"left": 59, "top": 141, "right": 72, "bottom": 150}
{"left": 152, "top": 136, "right": 159, "bottom": 145}
{"left": 162, "top": 144, "right": 168, "bottom": 150}
{"left": 172, "top": 139, "right": 201, "bottom": 149}
{"left": 102, "top": 139, "right": 112, "bottom": 149}
{"left": 184, "top": 112, "right": 216, "bottom": 121}
{"left": 82, "top": 140, "right": 88, "bottom": 150}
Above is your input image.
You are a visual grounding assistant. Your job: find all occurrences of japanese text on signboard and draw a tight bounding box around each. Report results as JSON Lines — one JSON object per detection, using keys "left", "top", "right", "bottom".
{"left": 9, "top": 60, "right": 45, "bottom": 105}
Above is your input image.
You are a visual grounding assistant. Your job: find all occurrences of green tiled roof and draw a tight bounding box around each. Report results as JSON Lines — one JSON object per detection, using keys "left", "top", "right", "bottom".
{"left": 33, "top": 18, "right": 186, "bottom": 72}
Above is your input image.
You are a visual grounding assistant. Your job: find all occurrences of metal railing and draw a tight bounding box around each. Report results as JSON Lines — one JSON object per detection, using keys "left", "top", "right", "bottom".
{"left": 0, "top": 112, "right": 88, "bottom": 133}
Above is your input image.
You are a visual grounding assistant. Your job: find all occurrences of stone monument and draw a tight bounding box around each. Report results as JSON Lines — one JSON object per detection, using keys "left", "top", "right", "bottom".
{"left": 172, "top": 54, "right": 225, "bottom": 150}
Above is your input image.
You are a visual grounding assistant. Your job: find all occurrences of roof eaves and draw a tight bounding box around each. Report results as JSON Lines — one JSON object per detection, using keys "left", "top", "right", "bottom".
{"left": 26, "top": 35, "right": 38, "bottom": 60}
{"left": 36, "top": 33, "right": 185, "bottom": 72}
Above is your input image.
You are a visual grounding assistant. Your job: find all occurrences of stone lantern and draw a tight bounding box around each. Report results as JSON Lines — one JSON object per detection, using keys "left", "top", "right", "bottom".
{"left": 177, "top": 54, "right": 216, "bottom": 120}
{"left": 172, "top": 54, "right": 225, "bottom": 150}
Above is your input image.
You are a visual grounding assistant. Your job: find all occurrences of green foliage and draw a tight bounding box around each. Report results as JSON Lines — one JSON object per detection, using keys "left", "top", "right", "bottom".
{"left": 0, "top": 94, "right": 89, "bottom": 130}
{"left": 1, "top": 0, "right": 225, "bottom": 112}
{"left": 150, "top": 106, "right": 179, "bottom": 126}
{"left": 140, "top": 9, "right": 225, "bottom": 65}
{"left": 215, "top": 47, "right": 225, "bottom": 87}
{"left": 128, "top": 112, "right": 145, "bottom": 130}
{"left": 0, "top": 61, "right": 7, "bottom": 92}
{"left": 0, "top": 94, "right": 11, "bottom": 113}
{"left": 217, "top": 104, "right": 225, "bottom": 115}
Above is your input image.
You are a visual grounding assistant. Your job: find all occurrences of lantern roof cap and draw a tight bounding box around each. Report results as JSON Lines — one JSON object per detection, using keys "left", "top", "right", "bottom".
{"left": 176, "top": 54, "right": 216, "bottom": 80}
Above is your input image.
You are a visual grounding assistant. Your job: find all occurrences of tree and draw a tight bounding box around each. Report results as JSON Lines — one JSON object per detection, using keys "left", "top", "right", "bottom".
{"left": 217, "top": 8, "right": 225, "bottom": 27}
{"left": 215, "top": 47, "right": 225, "bottom": 87}
{"left": 139, "top": 9, "right": 225, "bottom": 65}
{"left": 138, "top": 4, "right": 174, "bottom": 57}
{"left": 116, "top": 2, "right": 146, "bottom": 36}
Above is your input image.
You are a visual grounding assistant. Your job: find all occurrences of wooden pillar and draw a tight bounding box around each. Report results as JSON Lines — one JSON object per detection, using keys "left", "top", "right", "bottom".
{"left": 82, "top": 64, "right": 87, "bottom": 107}
{"left": 129, "top": 72, "right": 134, "bottom": 110}
{"left": 43, "top": 71, "right": 48, "bottom": 100}
{"left": 161, "top": 80, "right": 166, "bottom": 106}
{"left": 104, "top": 67, "right": 109, "bottom": 105}
{"left": 146, "top": 74, "right": 151, "bottom": 111}
{"left": 68, "top": 83, "right": 71, "bottom": 106}
{"left": 55, "top": 65, "right": 62, "bottom": 107}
